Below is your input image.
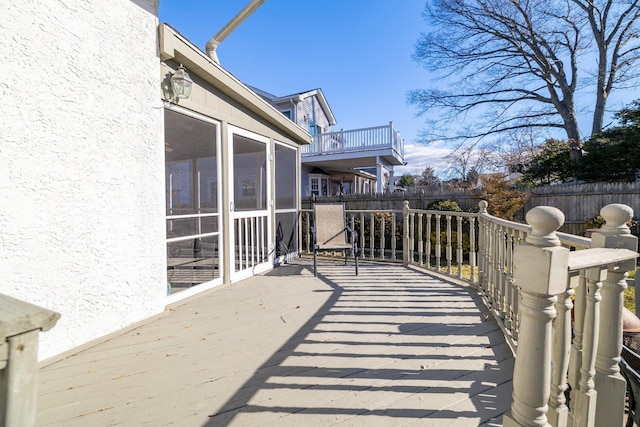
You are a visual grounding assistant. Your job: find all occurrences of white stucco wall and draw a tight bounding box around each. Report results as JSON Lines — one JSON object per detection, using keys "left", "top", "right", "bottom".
{"left": 0, "top": 0, "right": 166, "bottom": 360}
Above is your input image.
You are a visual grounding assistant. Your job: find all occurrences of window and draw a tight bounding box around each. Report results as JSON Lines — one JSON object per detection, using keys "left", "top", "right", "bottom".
{"left": 241, "top": 177, "right": 256, "bottom": 197}
{"left": 281, "top": 109, "right": 292, "bottom": 120}
{"left": 164, "top": 109, "right": 221, "bottom": 293}
{"left": 309, "top": 174, "right": 329, "bottom": 196}
{"left": 275, "top": 144, "right": 297, "bottom": 209}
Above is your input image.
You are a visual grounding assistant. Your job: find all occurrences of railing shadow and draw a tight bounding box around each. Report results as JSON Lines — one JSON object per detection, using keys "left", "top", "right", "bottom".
{"left": 204, "top": 261, "right": 512, "bottom": 426}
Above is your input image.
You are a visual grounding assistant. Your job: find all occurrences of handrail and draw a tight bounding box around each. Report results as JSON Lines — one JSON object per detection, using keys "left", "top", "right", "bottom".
{"left": 0, "top": 294, "right": 59, "bottom": 426}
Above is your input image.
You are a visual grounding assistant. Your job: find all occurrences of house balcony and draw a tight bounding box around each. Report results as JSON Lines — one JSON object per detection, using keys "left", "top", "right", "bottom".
{"left": 12, "top": 202, "right": 639, "bottom": 426}
{"left": 301, "top": 122, "right": 404, "bottom": 171}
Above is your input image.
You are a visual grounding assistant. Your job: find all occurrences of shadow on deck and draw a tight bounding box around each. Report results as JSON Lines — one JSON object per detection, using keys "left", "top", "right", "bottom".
{"left": 37, "top": 259, "right": 513, "bottom": 426}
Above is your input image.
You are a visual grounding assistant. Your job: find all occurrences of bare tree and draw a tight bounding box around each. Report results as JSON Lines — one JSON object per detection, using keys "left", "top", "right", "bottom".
{"left": 409, "top": 0, "right": 640, "bottom": 146}
{"left": 444, "top": 144, "right": 490, "bottom": 180}
{"left": 482, "top": 126, "right": 540, "bottom": 173}
{"left": 572, "top": 0, "right": 640, "bottom": 134}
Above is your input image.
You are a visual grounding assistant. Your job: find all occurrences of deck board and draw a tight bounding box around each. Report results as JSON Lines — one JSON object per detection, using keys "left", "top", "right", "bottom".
{"left": 37, "top": 259, "right": 513, "bottom": 426}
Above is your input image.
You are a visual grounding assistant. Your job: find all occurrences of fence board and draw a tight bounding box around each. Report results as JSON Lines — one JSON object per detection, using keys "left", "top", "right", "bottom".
{"left": 304, "top": 181, "right": 639, "bottom": 237}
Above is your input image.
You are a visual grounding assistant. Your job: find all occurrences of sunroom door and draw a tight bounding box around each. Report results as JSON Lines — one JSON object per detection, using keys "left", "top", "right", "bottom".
{"left": 274, "top": 142, "right": 299, "bottom": 264}
{"left": 228, "top": 126, "right": 271, "bottom": 281}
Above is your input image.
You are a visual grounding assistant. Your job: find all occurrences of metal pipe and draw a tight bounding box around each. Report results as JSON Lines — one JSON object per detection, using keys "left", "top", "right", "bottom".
{"left": 206, "top": 0, "right": 266, "bottom": 63}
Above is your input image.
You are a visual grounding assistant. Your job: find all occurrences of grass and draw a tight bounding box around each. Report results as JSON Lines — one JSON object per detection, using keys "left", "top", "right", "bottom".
{"left": 626, "top": 285, "right": 635, "bottom": 313}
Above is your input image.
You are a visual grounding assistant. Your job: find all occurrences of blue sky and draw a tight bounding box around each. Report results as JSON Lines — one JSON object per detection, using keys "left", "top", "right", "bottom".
{"left": 158, "top": 0, "right": 450, "bottom": 176}
{"left": 158, "top": 1, "right": 638, "bottom": 178}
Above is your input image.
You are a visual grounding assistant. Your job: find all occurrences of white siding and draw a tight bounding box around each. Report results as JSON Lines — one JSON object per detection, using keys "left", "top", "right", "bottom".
{"left": 298, "top": 96, "right": 332, "bottom": 134}
{"left": 0, "top": 0, "right": 165, "bottom": 360}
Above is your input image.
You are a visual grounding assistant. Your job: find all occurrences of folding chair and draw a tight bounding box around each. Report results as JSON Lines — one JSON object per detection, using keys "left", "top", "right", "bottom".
{"left": 311, "top": 203, "right": 358, "bottom": 277}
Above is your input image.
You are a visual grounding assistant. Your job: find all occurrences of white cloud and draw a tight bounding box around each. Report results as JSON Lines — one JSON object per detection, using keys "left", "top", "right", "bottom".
{"left": 394, "top": 141, "right": 452, "bottom": 177}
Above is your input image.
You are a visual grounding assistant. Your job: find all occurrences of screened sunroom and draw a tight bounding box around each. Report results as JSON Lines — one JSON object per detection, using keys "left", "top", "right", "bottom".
{"left": 159, "top": 24, "right": 310, "bottom": 302}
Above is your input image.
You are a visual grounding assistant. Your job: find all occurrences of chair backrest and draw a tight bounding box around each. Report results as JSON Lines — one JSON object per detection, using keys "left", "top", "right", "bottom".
{"left": 314, "top": 203, "right": 347, "bottom": 247}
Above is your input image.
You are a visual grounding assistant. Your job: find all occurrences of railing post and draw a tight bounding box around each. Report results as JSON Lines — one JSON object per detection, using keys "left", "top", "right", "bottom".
{"left": 403, "top": 201, "right": 409, "bottom": 266}
{"left": 0, "top": 295, "right": 60, "bottom": 427}
{"left": 503, "top": 206, "right": 569, "bottom": 427}
{"left": 591, "top": 204, "right": 637, "bottom": 427}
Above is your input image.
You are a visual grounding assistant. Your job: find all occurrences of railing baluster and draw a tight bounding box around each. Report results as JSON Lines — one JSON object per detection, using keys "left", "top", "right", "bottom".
{"left": 569, "top": 271, "right": 587, "bottom": 417}
{"left": 379, "top": 213, "right": 385, "bottom": 260}
{"left": 391, "top": 213, "right": 397, "bottom": 261}
{"left": 426, "top": 213, "right": 432, "bottom": 270}
{"left": 418, "top": 213, "right": 424, "bottom": 266}
{"left": 402, "top": 201, "right": 409, "bottom": 266}
{"left": 573, "top": 266, "right": 605, "bottom": 427}
{"left": 305, "top": 211, "right": 310, "bottom": 254}
{"left": 359, "top": 212, "right": 365, "bottom": 258}
{"left": 435, "top": 214, "right": 441, "bottom": 272}
{"left": 469, "top": 216, "right": 476, "bottom": 284}
{"left": 499, "top": 225, "right": 507, "bottom": 320}
{"left": 486, "top": 221, "right": 495, "bottom": 309}
{"left": 446, "top": 215, "right": 452, "bottom": 274}
{"left": 369, "top": 212, "right": 375, "bottom": 259}
{"left": 409, "top": 212, "right": 415, "bottom": 263}
{"left": 457, "top": 215, "right": 463, "bottom": 279}
{"left": 548, "top": 287, "right": 574, "bottom": 427}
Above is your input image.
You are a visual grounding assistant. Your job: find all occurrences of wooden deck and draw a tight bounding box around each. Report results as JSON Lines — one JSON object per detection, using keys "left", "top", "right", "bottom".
{"left": 36, "top": 259, "right": 513, "bottom": 426}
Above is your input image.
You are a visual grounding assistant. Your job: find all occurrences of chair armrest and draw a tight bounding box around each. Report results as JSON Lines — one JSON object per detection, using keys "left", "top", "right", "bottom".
{"left": 344, "top": 226, "right": 358, "bottom": 246}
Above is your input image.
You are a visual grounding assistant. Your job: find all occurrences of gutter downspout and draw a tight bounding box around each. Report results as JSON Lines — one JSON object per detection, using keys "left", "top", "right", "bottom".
{"left": 205, "top": 0, "right": 266, "bottom": 64}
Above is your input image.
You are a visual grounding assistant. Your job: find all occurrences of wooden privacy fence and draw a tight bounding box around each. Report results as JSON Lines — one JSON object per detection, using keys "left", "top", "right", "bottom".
{"left": 303, "top": 200, "right": 639, "bottom": 426}
{"left": 303, "top": 181, "right": 640, "bottom": 237}
{"left": 525, "top": 181, "right": 640, "bottom": 236}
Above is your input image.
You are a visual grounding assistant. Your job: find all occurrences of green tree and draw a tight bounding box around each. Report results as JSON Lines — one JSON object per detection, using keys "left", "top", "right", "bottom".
{"left": 520, "top": 139, "right": 576, "bottom": 186}
{"left": 398, "top": 173, "right": 415, "bottom": 188}
{"left": 578, "top": 100, "right": 640, "bottom": 182}
{"left": 479, "top": 174, "right": 529, "bottom": 221}
{"left": 427, "top": 199, "right": 462, "bottom": 212}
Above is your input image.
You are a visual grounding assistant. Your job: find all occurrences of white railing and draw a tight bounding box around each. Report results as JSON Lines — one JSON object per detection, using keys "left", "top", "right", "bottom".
{"left": 233, "top": 212, "right": 269, "bottom": 274}
{"left": 300, "top": 200, "right": 639, "bottom": 427}
{"left": 301, "top": 122, "right": 404, "bottom": 158}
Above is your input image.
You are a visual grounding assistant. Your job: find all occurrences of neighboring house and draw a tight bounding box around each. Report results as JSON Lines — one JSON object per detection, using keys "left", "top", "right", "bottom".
{"left": 252, "top": 88, "right": 406, "bottom": 196}
{"left": 2, "top": 1, "right": 309, "bottom": 361}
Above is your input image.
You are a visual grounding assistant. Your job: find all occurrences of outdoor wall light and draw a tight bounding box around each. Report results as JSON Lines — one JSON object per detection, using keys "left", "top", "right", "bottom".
{"left": 170, "top": 64, "right": 193, "bottom": 100}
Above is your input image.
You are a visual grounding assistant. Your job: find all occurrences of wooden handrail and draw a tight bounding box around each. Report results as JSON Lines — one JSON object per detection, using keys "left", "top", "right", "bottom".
{"left": 0, "top": 294, "right": 59, "bottom": 427}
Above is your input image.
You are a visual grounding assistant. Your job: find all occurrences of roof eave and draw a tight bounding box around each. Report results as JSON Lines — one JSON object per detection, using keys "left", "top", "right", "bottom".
{"left": 158, "top": 24, "right": 311, "bottom": 145}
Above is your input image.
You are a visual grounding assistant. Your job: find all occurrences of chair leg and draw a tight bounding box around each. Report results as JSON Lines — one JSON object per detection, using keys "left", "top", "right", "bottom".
{"left": 313, "top": 249, "right": 318, "bottom": 277}
{"left": 354, "top": 248, "right": 359, "bottom": 276}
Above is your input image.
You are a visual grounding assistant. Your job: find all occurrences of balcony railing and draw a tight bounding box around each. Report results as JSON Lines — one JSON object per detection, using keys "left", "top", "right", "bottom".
{"left": 301, "top": 122, "right": 403, "bottom": 159}
{"left": 301, "top": 200, "right": 639, "bottom": 427}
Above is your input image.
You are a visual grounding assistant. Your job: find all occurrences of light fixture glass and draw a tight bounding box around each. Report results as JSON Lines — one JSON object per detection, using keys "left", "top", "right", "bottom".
{"left": 170, "top": 64, "right": 193, "bottom": 99}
